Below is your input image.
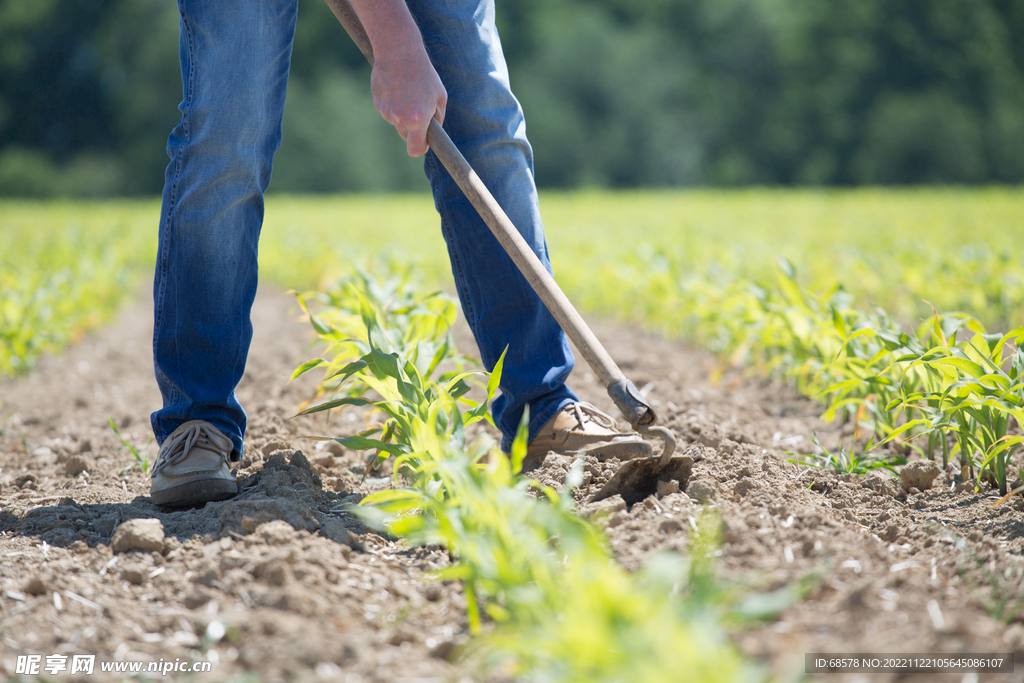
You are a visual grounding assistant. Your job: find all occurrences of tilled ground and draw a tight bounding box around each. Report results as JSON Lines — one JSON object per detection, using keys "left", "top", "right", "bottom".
{"left": 2, "top": 288, "right": 1024, "bottom": 682}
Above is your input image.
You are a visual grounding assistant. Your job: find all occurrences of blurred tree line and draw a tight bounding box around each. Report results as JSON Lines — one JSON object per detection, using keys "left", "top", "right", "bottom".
{"left": 1, "top": 0, "right": 1022, "bottom": 196}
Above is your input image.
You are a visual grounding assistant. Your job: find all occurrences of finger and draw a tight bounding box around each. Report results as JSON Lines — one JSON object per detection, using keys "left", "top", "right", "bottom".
{"left": 378, "top": 103, "right": 403, "bottom": 136}
{"left": 435, "top": 91, "right": 447, "bottom": 126}
{"left": 406, "top": 122, "right": 429, "bottom": 157}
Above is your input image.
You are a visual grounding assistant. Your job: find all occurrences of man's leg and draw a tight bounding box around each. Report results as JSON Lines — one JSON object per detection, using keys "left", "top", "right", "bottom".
{"left": 407, "top": 0, "right": 579, "bottom": 451}
{"left": 151, "top": 0, "right": 299, "bottom": 461}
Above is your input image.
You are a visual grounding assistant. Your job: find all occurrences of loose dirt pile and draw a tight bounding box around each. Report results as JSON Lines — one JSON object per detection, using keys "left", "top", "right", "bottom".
{"left": 2, "top": 289, "right": 1024, "bottom": 682}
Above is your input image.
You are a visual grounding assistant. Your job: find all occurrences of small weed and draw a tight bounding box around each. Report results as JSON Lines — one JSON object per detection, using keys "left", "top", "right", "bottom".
{"left": 788, "top": 432, "right": 905, "bottom": 475}
{"left": 952, "top": 533, "right": 1024, "bottom": 624}
{"left": 107, "top": 416, "right": 151, "bottom": 475}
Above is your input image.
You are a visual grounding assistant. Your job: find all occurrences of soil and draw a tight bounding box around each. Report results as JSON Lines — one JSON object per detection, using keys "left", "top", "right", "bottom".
{"left": 2, "top": 288, "right": 1024, "bottom": 682}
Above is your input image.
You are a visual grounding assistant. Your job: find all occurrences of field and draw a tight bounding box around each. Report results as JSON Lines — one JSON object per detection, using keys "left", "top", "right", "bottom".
{"left": 6, "top": 189, "right": 1024, "bottom": 374}
{"left": 3, "top": 190, "right": 1024, "bottom": 682}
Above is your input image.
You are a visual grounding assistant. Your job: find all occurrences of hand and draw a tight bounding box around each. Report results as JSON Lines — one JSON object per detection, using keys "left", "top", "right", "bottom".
{"left": 371, "top": 46, "right": 447, "bottom": 157}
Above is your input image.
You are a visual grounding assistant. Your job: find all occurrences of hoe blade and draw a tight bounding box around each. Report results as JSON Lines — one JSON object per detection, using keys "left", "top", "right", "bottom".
{"left": 590, "top": 454, "right": 694, "bottom": 506}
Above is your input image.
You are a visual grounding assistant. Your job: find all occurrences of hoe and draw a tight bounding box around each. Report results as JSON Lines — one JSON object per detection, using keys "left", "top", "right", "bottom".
{"left": 326, "top": 0, "right": 686, "bottom": 503}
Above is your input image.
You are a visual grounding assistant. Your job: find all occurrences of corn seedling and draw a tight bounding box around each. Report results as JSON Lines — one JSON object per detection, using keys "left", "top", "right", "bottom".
{"left": 291, "top": 263, "right": 473, "bottom": 411}
{"left": 294, "top": 264, "right": 752, "bottom": 682}
{"left": 876, "top": 323, "right": 1024, "bottom": 494}
{"left": 1, "top": 201, "right": 157, "bottom": 377}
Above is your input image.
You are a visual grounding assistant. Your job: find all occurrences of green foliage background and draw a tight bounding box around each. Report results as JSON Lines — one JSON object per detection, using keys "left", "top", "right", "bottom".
{"left": 1, "top": 0, "right": 1022, "bottom": 196}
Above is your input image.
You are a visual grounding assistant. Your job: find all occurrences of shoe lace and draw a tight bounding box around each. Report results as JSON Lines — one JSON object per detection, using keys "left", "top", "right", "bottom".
{"left": 153, "top": 422, "right": 224, "bottom": 475}
{"left": 568, "top": 402, "right": 617, "bottom": 431}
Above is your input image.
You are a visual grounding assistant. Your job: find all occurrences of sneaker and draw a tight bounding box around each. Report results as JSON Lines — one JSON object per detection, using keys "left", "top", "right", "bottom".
{"left": 526, "top": 402, "right": 653, "bottom": 464}
{"left": 150, "top": 420, "right": 238, "bottom": 507}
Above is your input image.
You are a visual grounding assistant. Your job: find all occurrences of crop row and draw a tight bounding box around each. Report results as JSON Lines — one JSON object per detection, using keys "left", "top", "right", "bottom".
{"left": 4, "top": 190, "right": 1023, "bottom": 377}
{"left": 263, "top": 190, "right": 1024, "bottom": 492}
{"left": 291, "top": 266, "right": 762, "bottom": 681}
{"left": 260, "top": 189, "right": 1024, "bottom": 330}
{"left": 0, "top": 201, "right": 157, "bottom": 377}
{"left": 566, "top": 245, "right": 1024, "bottom": 492}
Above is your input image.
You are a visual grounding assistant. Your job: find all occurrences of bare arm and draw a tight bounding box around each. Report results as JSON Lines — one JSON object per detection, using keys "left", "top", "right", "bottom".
{"left": 328, "top": 0, "right": 446, "bottom": 157}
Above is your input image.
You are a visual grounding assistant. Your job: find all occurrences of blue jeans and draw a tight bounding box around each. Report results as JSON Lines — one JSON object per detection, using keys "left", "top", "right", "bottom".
{"left": 151, "top": 0, "right": 578, "bottom": 458}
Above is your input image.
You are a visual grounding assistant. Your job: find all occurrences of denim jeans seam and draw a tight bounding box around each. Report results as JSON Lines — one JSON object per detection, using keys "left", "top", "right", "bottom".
{"left": 171, "top": 2, "right": 196, "bottom": 206}
{"left": 154, "top": 4, "right": 196, "bottom": 425}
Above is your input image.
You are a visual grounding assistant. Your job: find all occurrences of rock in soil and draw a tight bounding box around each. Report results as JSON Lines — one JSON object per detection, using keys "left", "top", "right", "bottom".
{"left": 110, "top": 518, "right": 165, "bottom": 553}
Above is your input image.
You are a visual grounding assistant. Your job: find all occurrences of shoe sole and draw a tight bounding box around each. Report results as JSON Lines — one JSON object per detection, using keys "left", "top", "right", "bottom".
{"left": 151, "top": 478, "right": 238, "bottom": 508}
{"left": 529, "top": 438, "right": 654, "bottom": 464}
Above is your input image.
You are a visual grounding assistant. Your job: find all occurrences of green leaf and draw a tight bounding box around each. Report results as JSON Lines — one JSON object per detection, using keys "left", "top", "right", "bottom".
{"left": 333, "top": 435, "right": 411, "bottom": 456}
{"left": 291, "top": 358, "right": 326, "bottom": 381}
{"left": 447, "top": 378, "right": 472, "bottom": 400}
{"left": 776, "top": 255, "right": 795, "bottom": 279}
{"left": 929, "top": 357, "right": 986, "bottom": 379}
{"left": 487, "top": 346, "right": 507, "bottom": 402}
{"left": 510, "top": 405, "right": 530, "bottom": 474}
{"left": 295, "top": 396, "right": 371, "bottom": 416}
{"left": 876, "top": 418, "right": 931, "bottom": 446}
{"left": 1011, "top": 347, "right": 1024, "bottom": 381}
{"left": 293, "top": 291, "right": 333, "bottom": 336}
{"left": 424, "top": 336, "right": 451, "bottom": 380}
{"left": 830, "top": 305, "right": 848, "bottom": 339}
{"left": 875, "top": 328, "right": 906, "bottom": 351}
{"left": 369, "top": 344, "right": 403, "bottom": 380}
{"left": 815, "top": 378, "right": 866, "bottom": 398}
{"left": 362, "top": 488, "right": 423, "bottom": 506}
{"left": 325, "top": 360, "right": 369, "bottom": 382}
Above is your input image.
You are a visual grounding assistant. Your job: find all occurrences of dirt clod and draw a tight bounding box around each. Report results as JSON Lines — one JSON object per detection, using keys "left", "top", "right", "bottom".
{"left": 120, "top": 566, "right": 146, "bottom": 585}
{"left": 687, "top": 477, "right": 718, "bottom": 502}
{"left": 183, "top": 588, "right": 214, "bottom": 609}
{"left": 423, "top": 583, "right": 443, "bottom": 602}
{"left": 23, "top": 577, "right": 47, "bottom": 595}
{"left": 732, "top": 478, "right": 757, "bottom": 498}
{"left": 62, "top": 454, "right": 93, "bottom": 476}
{"left": 319, "top": 517, "right": 354, "bottom": 546}
{"left": 110, "top": 518, "right": 165, "bottom": 553}
{"left": 258, "top": 559, "right": 293, "bottom": 586}
{"left": 582, "top": 494, "right": 627, "bottom": 518}
{"left": 656, "top": 480, "right": 680, "bottom": 497}
{"left": 862, "top": 470, "right": 900, "bottom": 497}
{"left": 900, "top": 459, "right": 940, "bottom": 491}
{"left": 262, "top": 440, "right": 290, "bottom": 457}
{"left": 257, "top": 520, "right": 299, "bottom": 545}
{"left": 13, "top": 473, "right": 38, "bottom": 489}
{"left": 290, "top": 450, "right": 312, "bottom": 471}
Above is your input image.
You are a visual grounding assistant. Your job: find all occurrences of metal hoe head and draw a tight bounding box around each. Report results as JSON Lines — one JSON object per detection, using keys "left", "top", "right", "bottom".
{"left": 590, "top": 378, "right": 685, "bottom": 504}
